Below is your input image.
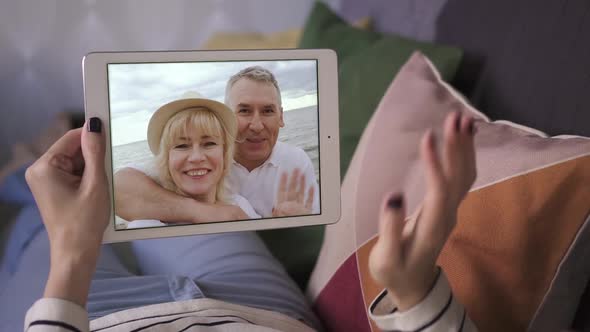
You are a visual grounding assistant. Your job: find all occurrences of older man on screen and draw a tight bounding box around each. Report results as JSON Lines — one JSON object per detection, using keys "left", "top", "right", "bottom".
{"left": 115, "top": 66, "right": 319, "bottom": 222}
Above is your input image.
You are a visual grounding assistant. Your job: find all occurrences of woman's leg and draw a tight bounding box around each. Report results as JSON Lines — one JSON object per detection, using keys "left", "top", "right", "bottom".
{"left": 0, "top": 168, "right": 202, "bottom": 330}
{"left": 0, "top": 164, "right": 36, "bottom": 205}
{"left": 0, "top": 145, "right": 36, "bottom": 201}
{"left": 0, "top": 221, "right": 199, "bottom": 329}
{"left": 131, "top": 232, "right": 322, "bottom": 330}
{"left": 88, "top": 245, "right": 203, "bottom": 320}
{"left": 0, "top": 165, "right": 46, "bottom": 279}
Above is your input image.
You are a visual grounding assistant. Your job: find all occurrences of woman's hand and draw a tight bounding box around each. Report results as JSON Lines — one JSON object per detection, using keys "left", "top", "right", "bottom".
{"left": 369, "top": 112, "right": 476, "bottom": 311}
{"left": 25, "top": 118, "right": 109, "bottom": 306}
{"left": 272, "top": 168, "right": 315, "bottom": 217}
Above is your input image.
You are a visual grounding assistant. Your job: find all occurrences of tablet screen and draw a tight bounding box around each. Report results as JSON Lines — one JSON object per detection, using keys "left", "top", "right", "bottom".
{"left": 107, "top": 60, "right": 320, "bottom": 230}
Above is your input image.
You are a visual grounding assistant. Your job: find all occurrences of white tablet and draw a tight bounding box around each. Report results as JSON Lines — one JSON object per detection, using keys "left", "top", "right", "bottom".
{"left": 83, "top": 49, "right": 340, "bottom": 243}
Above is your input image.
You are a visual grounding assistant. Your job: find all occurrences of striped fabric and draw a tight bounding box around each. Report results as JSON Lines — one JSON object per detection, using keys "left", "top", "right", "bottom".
{"left": 25, "top": 297, "right": 315, "bottom": 332}
{"left": 306, "top": 52, "right": 590, "bottom": 332}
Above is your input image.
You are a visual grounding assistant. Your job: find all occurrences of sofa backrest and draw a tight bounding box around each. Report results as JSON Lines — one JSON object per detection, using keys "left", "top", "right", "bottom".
{"left": 340, "top": 0, "right": 590, "bottom": 137}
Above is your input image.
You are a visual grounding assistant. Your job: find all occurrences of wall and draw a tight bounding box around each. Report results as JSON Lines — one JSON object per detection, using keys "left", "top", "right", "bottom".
{"left": 0, "top": 0, "right": 340, "bottom": 161}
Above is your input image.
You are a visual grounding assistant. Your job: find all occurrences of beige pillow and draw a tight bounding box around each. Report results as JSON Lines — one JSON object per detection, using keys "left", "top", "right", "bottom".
{"left": 202, "top": 17, "right": 371, "bottom": 50}
{"left": 307, "top": 52, "right": 590, "bottom": 332}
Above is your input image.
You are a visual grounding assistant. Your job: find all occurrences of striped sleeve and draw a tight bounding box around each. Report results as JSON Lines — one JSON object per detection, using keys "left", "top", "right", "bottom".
{"left": 24, "top": 298, "right": 89, "bottom": 332}
{"left": 368, "top": 270, "right": 478, "bottom": 332}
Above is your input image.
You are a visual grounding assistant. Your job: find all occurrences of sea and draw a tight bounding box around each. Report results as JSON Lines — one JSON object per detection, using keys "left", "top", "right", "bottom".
{"left": 111, "top": 105, "right": 320, "bottom": 179}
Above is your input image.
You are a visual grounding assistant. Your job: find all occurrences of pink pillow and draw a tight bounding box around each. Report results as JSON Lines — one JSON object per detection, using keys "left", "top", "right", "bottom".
{"left": 307, "top": 52, "right": 590, "bottom": 331}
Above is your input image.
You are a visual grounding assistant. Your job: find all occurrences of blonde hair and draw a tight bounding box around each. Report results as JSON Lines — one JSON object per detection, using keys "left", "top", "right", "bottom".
{"left": 155, "top": 107, "right": 235, "bottom": 203}
{"left": 225, "top": 66, "right": 282, "bottom": 106}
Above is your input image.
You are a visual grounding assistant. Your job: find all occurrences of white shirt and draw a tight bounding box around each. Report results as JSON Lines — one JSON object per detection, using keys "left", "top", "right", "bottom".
{"left": 225, "top": 141, "right": 320, "bottom": 218}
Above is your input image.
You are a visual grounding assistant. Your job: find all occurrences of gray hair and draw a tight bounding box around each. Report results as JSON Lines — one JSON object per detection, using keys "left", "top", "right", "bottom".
{"left": 224, "top": 66, "right": 282, "bottom": 106}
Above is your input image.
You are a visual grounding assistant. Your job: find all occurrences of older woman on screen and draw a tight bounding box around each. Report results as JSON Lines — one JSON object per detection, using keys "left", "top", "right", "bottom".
{"left": 126, "top": 92, "right": 259, "bottom": 229}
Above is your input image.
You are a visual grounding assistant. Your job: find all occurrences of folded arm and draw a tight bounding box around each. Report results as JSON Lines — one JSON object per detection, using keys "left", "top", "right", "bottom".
{"left": 23, "top": 125, "right": 104, "bottom": 331}
{"left": 114, "top": 167, "right": 247, "bottom": 223}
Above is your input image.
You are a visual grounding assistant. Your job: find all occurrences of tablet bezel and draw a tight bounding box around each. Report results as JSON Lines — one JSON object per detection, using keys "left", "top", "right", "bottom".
{"left": 83, "top": 49, "right": 340, "bottom": 243}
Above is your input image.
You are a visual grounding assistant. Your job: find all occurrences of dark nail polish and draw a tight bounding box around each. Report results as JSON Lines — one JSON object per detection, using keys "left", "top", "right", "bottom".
{"left": 468, "top": 121, "right": 475, "bottom": 135}
{"left": 387, "top": 196, "right": 403, "bottom": 209}
{"left": 88, "top": 117, "right": 102, "bottom": 133}
{"left": 454, "top": 114, "right": 461, "bottom": 132}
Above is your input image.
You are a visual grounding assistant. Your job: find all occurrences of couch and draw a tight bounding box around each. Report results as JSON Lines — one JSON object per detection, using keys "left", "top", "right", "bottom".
{"left": 1, "top": 0, "right": 589, "bottom": 330}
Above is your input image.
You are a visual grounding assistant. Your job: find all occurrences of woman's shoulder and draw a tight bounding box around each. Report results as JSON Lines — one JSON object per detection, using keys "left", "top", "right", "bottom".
{"left": 226, "top": 194, "right": 261, "bottom": 219}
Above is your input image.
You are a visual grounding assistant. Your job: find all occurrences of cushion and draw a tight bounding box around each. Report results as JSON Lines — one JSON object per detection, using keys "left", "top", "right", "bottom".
{"left": 299, "top": 1, "right": 463, "bottom": 177}
{"left": 203, "top": 29, "right": 302, "bottom": 50}
{"left": 254, "top": 2, "right": 461, "bottom": 291}
{"left": 254, "top": 1, "right": 460, "bottom": 291}
{"left": 306, "top": 52, "right": 590, "bottom": 332}
{"left": 202, "top": 18, "right": 371, "bottom": 50}
{"left": 199, "top": 13, "right": 370, "bottom": 291}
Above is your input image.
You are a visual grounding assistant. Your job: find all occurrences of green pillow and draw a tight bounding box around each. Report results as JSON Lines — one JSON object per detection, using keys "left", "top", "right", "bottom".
{"left": 257, "top": 226, "right": 325, "bottom": 290}
{"left": 260, "top": 2, "right": 463, "bottom": 291}
{"left": 299, "top": 1, "right": 463, "bottom": 177}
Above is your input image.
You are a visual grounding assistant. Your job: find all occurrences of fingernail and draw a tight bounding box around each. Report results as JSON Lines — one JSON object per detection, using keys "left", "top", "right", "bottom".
{"left": 454, "top": 113, "right": 461, "bottom": 132}
{"left": 387, "top": 195, "right": 403, "bottom": 210}
{"left": 468, "top": 120, "right": 475, "bottom": 135}
{"left": 88, "top": 117, "right": 102, "bottom": 133}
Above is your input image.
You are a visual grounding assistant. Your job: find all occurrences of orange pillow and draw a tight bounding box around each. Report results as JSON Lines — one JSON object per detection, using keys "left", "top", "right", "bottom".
{"left": 307, "top": 52, "right": 590, "bottom": 332}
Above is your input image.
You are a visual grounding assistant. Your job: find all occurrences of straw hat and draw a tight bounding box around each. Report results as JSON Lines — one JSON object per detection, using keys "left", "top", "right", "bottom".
{"left": 147, "top": 91, "right": 236, "bottom": 155}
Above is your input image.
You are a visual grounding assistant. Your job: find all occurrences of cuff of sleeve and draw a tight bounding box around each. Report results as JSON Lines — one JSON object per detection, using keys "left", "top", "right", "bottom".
{"left": 369, "top": 268, "right": 453, "bottom": 331}
{"left": 25, "top": 298, "right": 89, "bottom": 332}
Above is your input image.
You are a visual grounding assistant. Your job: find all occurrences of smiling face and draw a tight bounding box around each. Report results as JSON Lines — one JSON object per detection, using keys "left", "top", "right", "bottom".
{"left": 168, "top": 132, "right": 224, "bottom": 203}
{"left": 157, "top": 108, "right": 231, "bottom": 203}
{"left": 227, "top": 78, "right": 284, "bottom": 171}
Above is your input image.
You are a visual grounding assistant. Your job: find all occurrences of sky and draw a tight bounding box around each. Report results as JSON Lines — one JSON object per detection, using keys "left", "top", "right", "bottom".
{"left": 108, "top": 60, "right": 318, "bottom": 146}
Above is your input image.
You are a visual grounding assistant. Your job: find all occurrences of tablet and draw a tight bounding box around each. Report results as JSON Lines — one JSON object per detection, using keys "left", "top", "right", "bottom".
{"left": 83, "top": 49, "right": 340, "bottom": 243}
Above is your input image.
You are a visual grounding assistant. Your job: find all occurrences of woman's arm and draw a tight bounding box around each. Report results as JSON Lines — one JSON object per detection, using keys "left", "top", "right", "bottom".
{"left": 43, "top": 248, "right": 98, "bottom": 308}
{"left": 368, "top": 113, "right": 479, "bottom": 331}
{"left": 25, "top": 247, "right": 96, "bottom": 332}
{"left": 369, "top": 268, "right": 477, "bottom": 331}
{"left": 114, "top": 167, "right": 248, "bottom": 223}
{"left": 23, "top": 119, "right": 109, "bottom": 331}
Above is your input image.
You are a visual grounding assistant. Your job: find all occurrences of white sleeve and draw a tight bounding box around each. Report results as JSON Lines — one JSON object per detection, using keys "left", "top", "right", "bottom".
{"left": 25, "top": 298, "right": 89, "bottom": 332}
{"left": 368, "top": 269, "right": 478, "bottom": 332}
{"left": 230, "top": 194, "right": 261, "bottom": 219}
